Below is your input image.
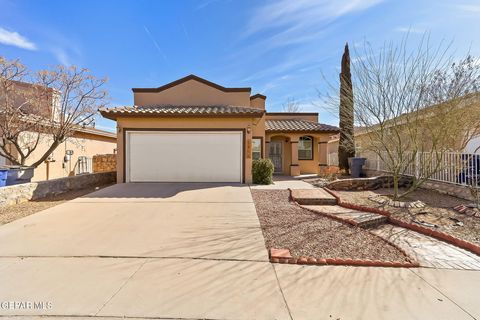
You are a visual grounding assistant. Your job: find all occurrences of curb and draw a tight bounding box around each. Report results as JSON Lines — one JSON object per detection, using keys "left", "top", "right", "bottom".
{"left": 323, "top": 187, "right": 480, "bottom": 257}
{"left": 269, "top": 248, "right": 418, "bottom": 268}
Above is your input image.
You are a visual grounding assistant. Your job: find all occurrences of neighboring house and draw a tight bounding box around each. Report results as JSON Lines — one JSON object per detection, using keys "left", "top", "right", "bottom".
{"left": 27, "top": 127, "right": 117, "bottom": 181}
{"left": 327, "top": 95, "right": 480, "bottom": 163}
{"left": 1, "top": 80, "right": 117, "bottom": 181}
{"left": 464, "top": 135, "right": 480, "bottom": 154}
{"left": 1, "top": 126, "right": 117, "bottom": 182}
{"left": 100, "top": 74, "right": 339, "bottom": 183}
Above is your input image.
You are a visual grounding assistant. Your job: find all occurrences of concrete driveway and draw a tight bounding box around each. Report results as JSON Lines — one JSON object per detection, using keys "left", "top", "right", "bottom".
{"left": 0, "top": 182, "right": 479, "bottom": 319}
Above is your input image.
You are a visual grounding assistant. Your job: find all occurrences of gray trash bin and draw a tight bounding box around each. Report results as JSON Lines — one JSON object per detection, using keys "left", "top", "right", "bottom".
{"left": 349, "top": 157, "right": 366, "bottom": 178}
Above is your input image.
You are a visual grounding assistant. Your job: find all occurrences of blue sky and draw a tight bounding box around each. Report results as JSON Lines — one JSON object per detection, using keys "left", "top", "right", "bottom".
{"left": 1, "top": 0, "right": 480, "bottom": 132}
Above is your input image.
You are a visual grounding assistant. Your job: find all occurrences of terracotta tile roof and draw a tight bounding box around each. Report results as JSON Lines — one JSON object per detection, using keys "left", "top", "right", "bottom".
{"left": 266, "top": 119, "right": 339, "bottom": 133}
{"left": 99, "top": 105, "right": 264, "bottom": 120}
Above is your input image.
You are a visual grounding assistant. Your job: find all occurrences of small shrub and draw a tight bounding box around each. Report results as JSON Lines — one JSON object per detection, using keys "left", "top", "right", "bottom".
{"left": 252, "top": 159, "right": 274, "bottom": 185}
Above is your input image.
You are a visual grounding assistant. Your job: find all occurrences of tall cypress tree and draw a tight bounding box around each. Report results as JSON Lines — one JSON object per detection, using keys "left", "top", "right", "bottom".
{"left": 338, "top": 42, "right": 355, "bottom": 173}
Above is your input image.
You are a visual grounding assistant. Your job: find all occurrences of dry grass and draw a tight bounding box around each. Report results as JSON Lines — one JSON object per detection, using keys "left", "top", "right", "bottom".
{"left": 251, "top": 189, "right": 409, "bottom": 262}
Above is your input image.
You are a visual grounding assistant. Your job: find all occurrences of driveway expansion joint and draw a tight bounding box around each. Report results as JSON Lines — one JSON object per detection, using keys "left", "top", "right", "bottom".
{"left": 95, "top": 259, "right": 149, "bottom": 316}
{"left": 0, "top": 255, "right": 270, "bottom": 263}
{"left": 409, "top": 268, "right": 478, "bottom": 320}
{"left": 271, "top": 263, "right": 294, "bottom": 320}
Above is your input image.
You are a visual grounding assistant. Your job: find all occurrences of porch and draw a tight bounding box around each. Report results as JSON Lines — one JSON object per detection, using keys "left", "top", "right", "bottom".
{"left": 265, "top": 133, "right": 330, "bottom": 176}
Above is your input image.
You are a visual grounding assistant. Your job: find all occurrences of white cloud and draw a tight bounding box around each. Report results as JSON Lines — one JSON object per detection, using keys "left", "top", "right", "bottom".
{"left": 51, "top": 47, "right": 71, "bottom": 66}
{"left": 235, "top": 0, "right": 383, "bottom": 59}
{"left": 245, "top": 0, "right": 384, "bottom": 37}
{"left": 456, "top": 4, "right": 480, "bottom": 13}
{"left": 395, "top": 26, "right": 425, "bottom": 34}
{"left": 0, "top": 27, "right": 37, "bottom": 50}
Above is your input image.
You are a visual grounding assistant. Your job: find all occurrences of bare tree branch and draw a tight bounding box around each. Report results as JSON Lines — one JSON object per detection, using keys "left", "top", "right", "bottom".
{"left": 282, "top": 98, "right": 302, "bottom": 112}
{"left": 0, "top": 57, "right": 108, "bottom": 168}
{"left": 320, "top": 35, "right": 480, "bottom": 199}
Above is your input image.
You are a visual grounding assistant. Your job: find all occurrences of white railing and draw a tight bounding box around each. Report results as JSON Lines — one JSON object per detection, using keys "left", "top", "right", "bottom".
{"left": 327, "top": 152, "right": 339, "bottom": 166}
{"left": 359, "top": 150, "right": 480, "bottom": 187}
{"left": 76, "top": 156, "right": 93, "bottom": 175}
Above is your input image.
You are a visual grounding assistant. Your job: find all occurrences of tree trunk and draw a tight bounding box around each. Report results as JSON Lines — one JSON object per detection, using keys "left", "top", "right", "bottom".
{"left": 392, "top": 174, "right": 399, "bottom": 200}
{"left": 338, "top": 43, "right": 355, "bottom": 173}
{"left": 29, "top": 139, "right": 62, "bottom": 168}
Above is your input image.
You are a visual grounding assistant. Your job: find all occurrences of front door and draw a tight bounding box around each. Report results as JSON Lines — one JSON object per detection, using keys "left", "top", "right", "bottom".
{"left": 269, "top": 141, "right": 283, "bottom": 173}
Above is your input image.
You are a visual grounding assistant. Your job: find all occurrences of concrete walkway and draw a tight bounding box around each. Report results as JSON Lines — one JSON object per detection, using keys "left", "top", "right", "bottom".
{"left": 250, "top": 175, "right": 315, "bottom": 189}
{"left": 0, "top": 182, "right": 479, "bottom": 319}
{"left": 372, "top": 224, "right": 480, "bottom": 270}
{"left": 294, "top": 185, "right": 480, "bottom": 270}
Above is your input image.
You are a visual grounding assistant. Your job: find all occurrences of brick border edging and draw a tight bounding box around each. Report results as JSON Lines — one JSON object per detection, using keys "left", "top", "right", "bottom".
{"left": 323, "top": 187, "right": 480, "bottom": 257}
{"left": 286, "top": 189, "right": 419, "bottom": 268}
{"left": 269, "top": 248, "right": 418, "bottom": 268}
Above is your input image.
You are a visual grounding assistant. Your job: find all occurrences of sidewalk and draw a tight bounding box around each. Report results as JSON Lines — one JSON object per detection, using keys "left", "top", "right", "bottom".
{"left": 1, "top": 258, "right": 479, "bottom": 319}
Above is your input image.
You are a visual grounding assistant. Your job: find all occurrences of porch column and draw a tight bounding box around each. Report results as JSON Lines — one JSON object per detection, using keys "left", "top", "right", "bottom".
{"left": 318, "top": 141, "right": 328, "bottom": 174}
{"left": 290, "top": 141, "right": 300, "bottom": 176}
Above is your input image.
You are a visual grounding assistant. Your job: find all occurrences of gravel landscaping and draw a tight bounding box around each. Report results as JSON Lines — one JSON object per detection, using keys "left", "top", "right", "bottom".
{"left": 0, "top": 184, "right": 112, "bottom": 225}
{"left": 335, "top": 188, "right": 480, "bottom": 245}
{"left": 251, "top": 189, "right": 410, "bottom": 262}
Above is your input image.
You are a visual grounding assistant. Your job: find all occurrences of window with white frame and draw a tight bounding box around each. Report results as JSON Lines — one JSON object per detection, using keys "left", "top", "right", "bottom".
{"left": 298, "top": 136, "right": 313, "bottom": 160}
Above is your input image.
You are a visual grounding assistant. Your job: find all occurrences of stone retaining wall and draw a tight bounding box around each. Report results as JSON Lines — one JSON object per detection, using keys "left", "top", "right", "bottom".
{"left": 327, "top": 175, "right": 413, "bottom": 191}
{"left": 93, "top": 154, "right": 117, "bottom": 173}
{"left": 0, "top": 171, "right": 116, "bottom": 207}
{"left": 364, "top": 169, "right": 476, "bottom": 201}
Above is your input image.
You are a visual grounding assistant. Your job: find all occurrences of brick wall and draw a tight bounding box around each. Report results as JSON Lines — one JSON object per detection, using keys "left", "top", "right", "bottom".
{"left": 93, "top": 154, "right": 117, "bottom": 173}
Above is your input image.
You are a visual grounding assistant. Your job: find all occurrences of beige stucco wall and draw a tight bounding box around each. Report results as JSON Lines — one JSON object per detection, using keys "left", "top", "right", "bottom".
{"left": 25, "top": 132, "right": 117, "bottom": 181}
{"left": 134, "top": 79, "right": 251, "bottom": 107}
{"left": 116, "top": 116, "right": 266, "bottom": 184}
{"left": 266, "top": 133, "right": 331, "bottom": 175}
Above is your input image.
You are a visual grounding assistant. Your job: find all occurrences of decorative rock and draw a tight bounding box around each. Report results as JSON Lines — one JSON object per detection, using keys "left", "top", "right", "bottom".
{"left": 307, "top": 257, "right": 317, "bottom": 264}
{"left": 297, "top": 257, "right": 308, "bottom": 264}
{"left": 452, "top": 204, "right": 480, "bottom": 218}
{"left": 368, "top": 195, "right": 426, "bottom": 209}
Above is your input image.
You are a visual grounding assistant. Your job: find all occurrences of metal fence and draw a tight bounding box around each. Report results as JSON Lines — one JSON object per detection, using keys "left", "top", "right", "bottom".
{"left": 76, "top": 156, "right": 93, "bottom": 175}
{"left": 358, "top": 150, "right": 480, "bottom": 187}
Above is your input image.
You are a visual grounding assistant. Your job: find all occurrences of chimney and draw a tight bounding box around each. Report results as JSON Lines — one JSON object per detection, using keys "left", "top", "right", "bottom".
{"left": 249, "top": 93, "right": 266, "bottom": 109}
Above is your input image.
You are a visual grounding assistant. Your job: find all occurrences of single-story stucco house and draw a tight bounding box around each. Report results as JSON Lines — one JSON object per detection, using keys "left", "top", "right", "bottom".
{"left": 0, "top": 80, "right": 117, "bottom": 181}
{"left": 100, "top": 75, "right": 339, "bottom": 183}
{"left": 0, "top": 126, "right": 117, "bottom": 181}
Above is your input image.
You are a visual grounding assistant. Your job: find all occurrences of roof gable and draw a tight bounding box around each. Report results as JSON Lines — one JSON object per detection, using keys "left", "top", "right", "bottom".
{"left": 132, "top": 74, "right": 251, "bottom": 93}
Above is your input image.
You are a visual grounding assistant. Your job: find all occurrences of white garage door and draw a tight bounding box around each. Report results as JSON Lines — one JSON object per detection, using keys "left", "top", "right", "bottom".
{"left": 126, "top": 131, "right": 243, "bottom": 182}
